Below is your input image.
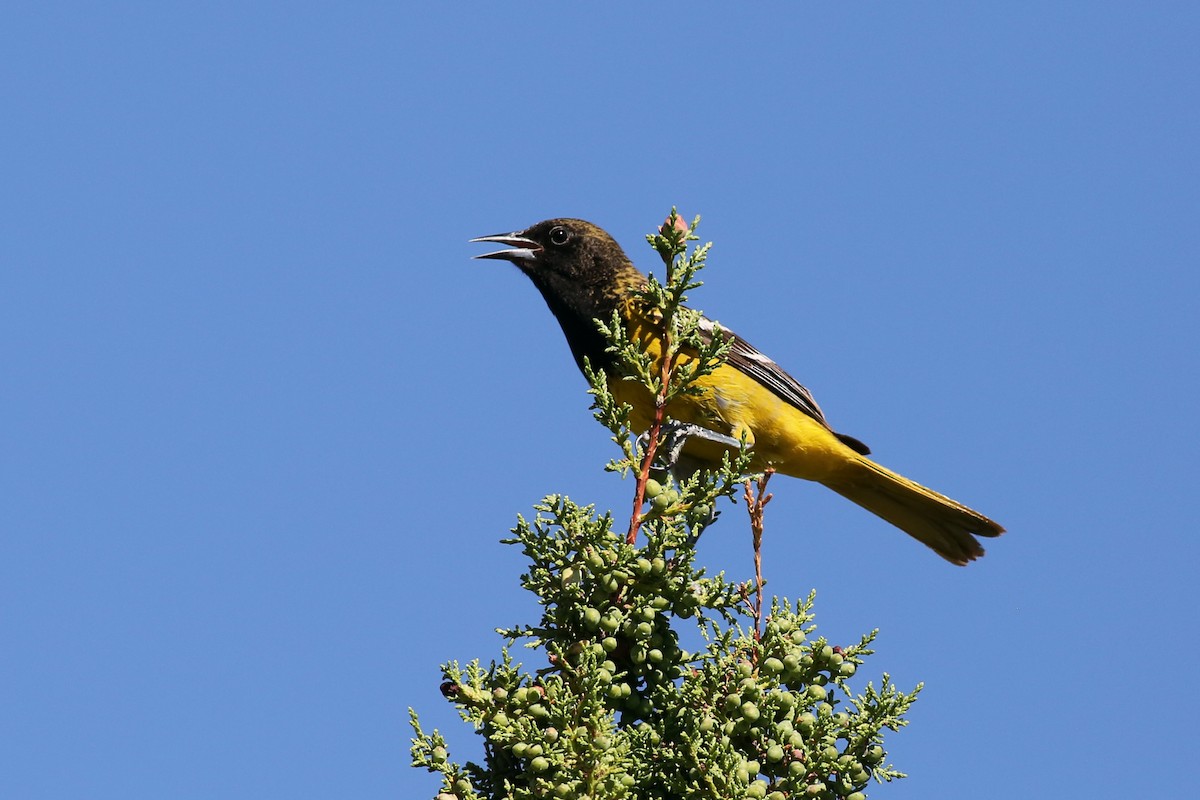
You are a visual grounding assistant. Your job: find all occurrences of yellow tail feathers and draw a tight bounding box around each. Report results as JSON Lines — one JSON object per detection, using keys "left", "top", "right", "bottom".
{"left": 826, "top": 457, "right": 1005, "bottom": 565}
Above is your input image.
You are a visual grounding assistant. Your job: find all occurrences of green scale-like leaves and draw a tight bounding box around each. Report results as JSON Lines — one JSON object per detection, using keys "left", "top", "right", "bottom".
{"left": 411, "top": 212, "right": 920, "bottom": 800}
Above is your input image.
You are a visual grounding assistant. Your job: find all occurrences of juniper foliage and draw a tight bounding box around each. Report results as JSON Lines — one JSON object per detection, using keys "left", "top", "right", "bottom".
{"left": 411, "top": 212, "right": 921, "bottom": 800}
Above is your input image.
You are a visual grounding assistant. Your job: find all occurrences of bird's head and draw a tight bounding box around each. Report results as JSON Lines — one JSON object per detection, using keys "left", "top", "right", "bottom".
{"left": 471, "top": 218, "right": 646, "bottom": 369}
{"left": 471, "top": 218, "right": 642, "bottom": 300}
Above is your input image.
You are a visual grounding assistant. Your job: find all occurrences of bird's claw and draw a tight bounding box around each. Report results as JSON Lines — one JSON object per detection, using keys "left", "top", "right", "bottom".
{"left": 637, "top": 422, "right": 743, "bottom": 547}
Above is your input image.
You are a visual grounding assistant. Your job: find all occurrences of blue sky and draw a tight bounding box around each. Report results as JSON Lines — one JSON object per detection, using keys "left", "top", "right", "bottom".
{"left": 3, "top": 3, "right": 1197, "bottom": 798}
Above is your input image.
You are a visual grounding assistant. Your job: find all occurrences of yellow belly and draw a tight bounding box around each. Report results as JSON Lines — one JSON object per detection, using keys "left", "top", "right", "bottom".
{"left": 609, "top": 302, "right": 859, "bottom": 481}
{"left": 609, "top": 362, "right": 854, "bottom": 483}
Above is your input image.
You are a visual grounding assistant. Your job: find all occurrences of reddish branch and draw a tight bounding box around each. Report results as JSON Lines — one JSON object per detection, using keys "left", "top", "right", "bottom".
{"left": 627, "top": 214, "right": 689, "bottom": 546}
{"left": 743, "top": 469, "right": 775, "bottom": 640}
{"left": 628, "top": 319, "right": 674, "bottom": 545}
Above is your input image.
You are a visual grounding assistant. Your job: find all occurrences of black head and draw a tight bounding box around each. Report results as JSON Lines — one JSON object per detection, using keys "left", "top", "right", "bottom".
{"left": 471, "top": 218, "right": 645, "bottom": 369}
{"left": 473, "top": 217, "right": 633, "bottom": 279}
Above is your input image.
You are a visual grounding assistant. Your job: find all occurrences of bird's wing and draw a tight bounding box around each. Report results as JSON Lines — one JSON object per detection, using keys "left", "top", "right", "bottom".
{"left": 696, "top": 316, "right": 871, "bottom": 455}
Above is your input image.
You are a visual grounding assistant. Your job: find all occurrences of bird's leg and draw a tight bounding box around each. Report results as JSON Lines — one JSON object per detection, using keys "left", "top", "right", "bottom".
{"left": 638, "top": 421, "right": 744, "bottom": 547}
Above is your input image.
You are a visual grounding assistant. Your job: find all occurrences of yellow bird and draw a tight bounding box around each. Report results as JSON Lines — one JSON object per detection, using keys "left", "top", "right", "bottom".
{"left": 473, "top": 218, "right": 1004, "bottom": 564}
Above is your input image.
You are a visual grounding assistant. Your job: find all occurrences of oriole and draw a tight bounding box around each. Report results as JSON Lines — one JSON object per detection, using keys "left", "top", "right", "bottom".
{"left": 473, "top": 218, "right": 1004, "bottom": 564}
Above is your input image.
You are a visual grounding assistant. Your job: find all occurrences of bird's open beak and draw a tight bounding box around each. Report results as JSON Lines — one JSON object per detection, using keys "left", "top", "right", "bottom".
{"left": 470, "top": 232, "right": 541, "bottom": 263}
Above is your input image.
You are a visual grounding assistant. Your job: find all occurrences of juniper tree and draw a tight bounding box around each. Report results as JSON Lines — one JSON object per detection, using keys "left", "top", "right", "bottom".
{"left": 411, "top": 212, "right": 921, "bottom": 800}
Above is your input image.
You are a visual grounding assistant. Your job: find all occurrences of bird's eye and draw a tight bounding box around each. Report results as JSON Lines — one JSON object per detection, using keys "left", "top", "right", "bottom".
{"left": 548, "top": 226, "right": 570, "bottom": 246}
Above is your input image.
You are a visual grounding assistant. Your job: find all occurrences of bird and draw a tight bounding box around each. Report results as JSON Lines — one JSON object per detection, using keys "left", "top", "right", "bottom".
{"left": 472, "top": 218, "right": 1004, "bottom": 564}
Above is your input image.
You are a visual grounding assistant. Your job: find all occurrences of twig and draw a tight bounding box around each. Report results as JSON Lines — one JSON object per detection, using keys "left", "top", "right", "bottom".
{"left": 742, "top": 469, "right": 775, "bottom": 641}
{"left": 627, "top": 342, "right": 672, "bottom": 545}
{"left": 627, "top": 214, "right": 688, "bottom": 545}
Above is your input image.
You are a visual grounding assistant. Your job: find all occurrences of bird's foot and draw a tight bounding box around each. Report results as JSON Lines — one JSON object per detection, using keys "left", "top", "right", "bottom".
{"left": 636, "top": 421, "right": 743, "bottom": 547}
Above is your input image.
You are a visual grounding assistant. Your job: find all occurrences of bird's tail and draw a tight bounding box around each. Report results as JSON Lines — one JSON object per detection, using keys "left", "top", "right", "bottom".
{"left": 824, "top": 456, "right": 1004, "bottom": 565}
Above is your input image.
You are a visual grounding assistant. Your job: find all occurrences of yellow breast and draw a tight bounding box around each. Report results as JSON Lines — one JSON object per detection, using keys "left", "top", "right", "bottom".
{"left": 609, "top": 304, "right": 854, "bottom": 482}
